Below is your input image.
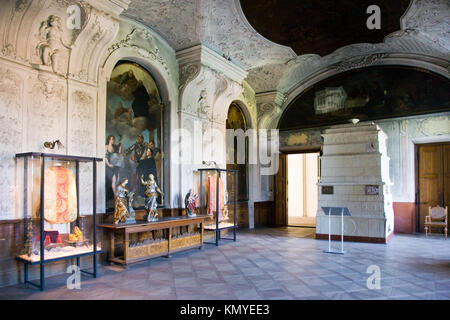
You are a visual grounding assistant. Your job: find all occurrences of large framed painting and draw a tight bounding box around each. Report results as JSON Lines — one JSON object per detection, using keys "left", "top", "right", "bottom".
{"left": 105, "top": 61, "right": 164, "bottom": 211}
{"left": 278, "top": 66, "right": 450, "bottom": 130}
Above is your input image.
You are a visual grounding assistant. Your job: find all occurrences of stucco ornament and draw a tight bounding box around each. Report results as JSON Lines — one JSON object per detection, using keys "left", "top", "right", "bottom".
{"left": 418, "top": 116, "right": 450, "bottom": 136}
{"left": 198, "top": 89, "right": 210, "bottom": 117}
{"left": 37, "top": 15, "right": 72, "bottom": 75}
{"left": 108, "top": 27, "right": 170, "bottom": 76}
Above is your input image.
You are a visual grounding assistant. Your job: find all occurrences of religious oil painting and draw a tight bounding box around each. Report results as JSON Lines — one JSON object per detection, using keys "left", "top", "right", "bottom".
{"left": 106, "top": 61, "right": 164, "bottom": 211}
{"left": 278, "top": 66, "right": 450, "bottom": 130}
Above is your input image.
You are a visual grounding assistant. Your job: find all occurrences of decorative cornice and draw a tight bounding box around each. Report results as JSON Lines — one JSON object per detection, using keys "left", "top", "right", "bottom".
{"left": 86, "top": 0, "right": 131, "bottom": 17}
{"left": 176, "top": 44, "right": 248, "bottom": 84}
{"left": 255, "top": 91, "right": 286, "bottom": 106}
{"left": 332, "top": 53, "right": 388, "bottom": 72}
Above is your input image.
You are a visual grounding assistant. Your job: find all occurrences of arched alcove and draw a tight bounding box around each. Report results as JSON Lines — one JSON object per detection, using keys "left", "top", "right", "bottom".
{"left": 104, "top": 61, "right": 165, "bottom": 211}
{"left": 226, "top": 102, "right": 249, "bottom": 202}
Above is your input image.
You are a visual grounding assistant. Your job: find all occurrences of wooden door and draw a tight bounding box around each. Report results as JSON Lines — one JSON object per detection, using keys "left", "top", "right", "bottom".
{"left": 444, "top": 144, "right": 450, "bottom": 217}
{"left": 275, "top": 154, "right": 287, "bottom": 227}
{"left": 417, "top": 143, "right": 449, "bottom": 232}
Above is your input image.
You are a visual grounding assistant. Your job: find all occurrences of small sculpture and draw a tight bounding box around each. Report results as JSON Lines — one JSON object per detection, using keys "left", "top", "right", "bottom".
{"left": 125, "top": 191, "right": 136, "bottom": 223}
{"left": 221, "top": 205, "right": 229, "bottom": 222}
{"left": 114, "top": 178, "right": 131, "bottom": 224}
{"left": 22, "top": 218, "right": 33, "bottom": 256}
{"left": 141, "top": 174, "right": 163, "bottom": 222}
{"left": 68, "top": 226, "right": 83, "bottom": 242}
{"left": 198, "top": 89, "right": 210, "bottom": 116}
{"left": 185, "top": 189, "right": 198, "bottom": 217}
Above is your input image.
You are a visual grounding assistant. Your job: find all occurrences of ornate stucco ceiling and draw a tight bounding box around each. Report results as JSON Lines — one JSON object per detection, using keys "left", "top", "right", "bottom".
{"left": 123, "top": 0, "right": 295, "bottom": 69}
{"left": 123, "top": 0, "right": 450, "bottom": 95}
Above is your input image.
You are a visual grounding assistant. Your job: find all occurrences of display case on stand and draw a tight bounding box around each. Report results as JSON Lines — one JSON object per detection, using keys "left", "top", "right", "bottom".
{"left": 195, "top": 168, "right": 237, "bottom": 246}
{"left": 15, "top": 152, "right": 103, "bottom": 291}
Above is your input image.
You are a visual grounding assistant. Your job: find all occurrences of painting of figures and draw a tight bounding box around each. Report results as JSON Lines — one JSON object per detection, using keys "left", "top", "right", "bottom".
{"left": 279, "top": 66, "right": 450, "bottom": 130}
{"left": 106, "top": 61, "right": 163, "bottom": 211}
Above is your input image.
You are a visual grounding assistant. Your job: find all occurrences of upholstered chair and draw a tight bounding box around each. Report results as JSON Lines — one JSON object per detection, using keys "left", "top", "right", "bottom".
{"left": 425, "top": 206, "right": 448, "bottom": 239}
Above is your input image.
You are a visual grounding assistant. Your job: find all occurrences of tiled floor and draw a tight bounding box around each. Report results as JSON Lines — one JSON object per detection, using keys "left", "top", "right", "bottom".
{"left": 0, "top": 227, "right": 449, "bottom": 300}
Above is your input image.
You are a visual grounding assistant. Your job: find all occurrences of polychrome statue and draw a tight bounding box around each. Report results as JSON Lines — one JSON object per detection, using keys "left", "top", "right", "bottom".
{"left": 114, "top": 178, "right": 131, "bottom": 224}
{"left": 141, "top": 174, "right": 163, "bottom": 222}
{"left": 185, "top": 189, "right": 198, "bottom": 217}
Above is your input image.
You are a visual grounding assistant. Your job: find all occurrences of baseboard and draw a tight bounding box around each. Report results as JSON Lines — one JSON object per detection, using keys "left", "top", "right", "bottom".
{"left": 315, "top": 233, "right": 392, "bottom": 244}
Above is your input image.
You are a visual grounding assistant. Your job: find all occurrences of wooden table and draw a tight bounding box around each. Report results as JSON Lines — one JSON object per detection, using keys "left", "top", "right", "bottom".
{"left": 99, "top": 215, "right": 209, "bottom": 266}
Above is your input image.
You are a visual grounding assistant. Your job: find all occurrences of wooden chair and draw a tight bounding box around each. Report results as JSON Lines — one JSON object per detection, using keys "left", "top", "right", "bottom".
{"left": 424, "top": 206, "right": 448, "bottom": 239}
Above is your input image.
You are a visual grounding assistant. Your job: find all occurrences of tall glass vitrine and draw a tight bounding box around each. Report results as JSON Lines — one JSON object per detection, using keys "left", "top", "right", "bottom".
{"left": 195, "top": 168, "right": 237, "bottom": 246}
{"left": 15, "top": 152, "right": 103, "bottom": 291}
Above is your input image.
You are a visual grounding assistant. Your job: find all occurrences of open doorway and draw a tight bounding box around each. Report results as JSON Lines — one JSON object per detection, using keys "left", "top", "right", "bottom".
{"left": 287, "top": 152, "right": 320, "bottom": 227}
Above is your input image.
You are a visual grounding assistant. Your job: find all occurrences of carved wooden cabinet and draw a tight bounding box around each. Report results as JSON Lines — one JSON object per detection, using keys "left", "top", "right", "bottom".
{"left": 99, "top": 215, "right": 209, "bottom": 266}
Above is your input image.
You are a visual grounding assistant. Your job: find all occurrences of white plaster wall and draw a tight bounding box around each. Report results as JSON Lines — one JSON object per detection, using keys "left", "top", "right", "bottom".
{"left": 279, "top": 112, "right": 450, "bottom": 205}
{"left": 0, "top": 0, "right": 182, "bottom": 219}
{"left": 376, "top": 113, "right": 450, "bottom": 203}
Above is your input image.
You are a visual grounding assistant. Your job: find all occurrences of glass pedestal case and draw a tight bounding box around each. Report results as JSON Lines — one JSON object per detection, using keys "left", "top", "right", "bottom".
{"left": 196, "top": 168, "right": 237, "bottom": 246}
{"left": 15, "top": 153, "right": 103, "bottom": 291}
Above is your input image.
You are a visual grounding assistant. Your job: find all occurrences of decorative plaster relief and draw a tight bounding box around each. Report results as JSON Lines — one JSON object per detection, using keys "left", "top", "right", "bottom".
{"left": 418, "top": 115, "right": 450, "bottom": 136}
{"left": 333, "top": 53, "right": 388, "bottom": 72}
{"left": 0, "top": 65, "right": 23, "bottom": 219}
{"left": 246, "top": 63, "right": 289, "bottom": 93}
{"left": 124, "top": 0, "right": 201, "bottom": 50}
{"left": 197, "top": 89, "right": 211, "bottom": 119}
{"left": 69, "top": 6, "right": 119, "bottom": 83}
{"left": 239, "top": 81, "right": 257, "bottom": 117}
{"left": 107, "top": 27, "right": 170, "bottom": 77}
{"left": 27, "top": 74, "right": 67, "bottom": 152}
{"left": 36, "top": 15, "right": 73, "bottom": 75}
{"left": 401, "top": 0, "right": 450, "bottom": 49}
{"left": 125, "top": 0, "right": 295, "bottom": 69}
{"left": 69, "top": 90, "right": 95, "bottom": 156}
{"left": 203, "top": 0, "right": 296, "bottom": 69}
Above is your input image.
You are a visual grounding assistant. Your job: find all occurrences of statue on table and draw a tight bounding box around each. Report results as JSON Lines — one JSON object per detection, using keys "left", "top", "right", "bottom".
{"left": 184, "top": 189, "right": 198, "bottom": 217}
{"left": 127, "top": 191, "right": 136, "bottom": 223}
{"left": 114, "top": 178, "right": 133, "bottom": 224}
{"left": 141, "top": 174, "right": 163, "bottom": 222}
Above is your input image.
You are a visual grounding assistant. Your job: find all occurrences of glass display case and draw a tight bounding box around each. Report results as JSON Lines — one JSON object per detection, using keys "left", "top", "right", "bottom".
{"left": 195, "top": 168, "right": 237, "bottom": 246}
{"left": 15, "top": 152, "right": 103, "bottom": 290}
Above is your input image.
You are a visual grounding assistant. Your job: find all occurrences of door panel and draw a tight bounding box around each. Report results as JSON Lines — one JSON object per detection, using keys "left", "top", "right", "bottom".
{"left": 418, "top": 144, "right": 445, "bottom": 232}
{"left": 275, "top": 154, "right": 287, "bottom": 226}
{"left": 444, "top": 144, "right": 450, "bottom": 220}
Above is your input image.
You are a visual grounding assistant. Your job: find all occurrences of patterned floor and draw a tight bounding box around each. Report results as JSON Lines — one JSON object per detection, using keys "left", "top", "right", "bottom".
{"left": 0, "top": 227, "right": 449, "bottom": 300}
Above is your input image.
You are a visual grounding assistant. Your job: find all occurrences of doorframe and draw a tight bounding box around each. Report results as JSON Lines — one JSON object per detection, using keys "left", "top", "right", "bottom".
{"left": 414, "top": 141, "right": 450, "bottom": 233}
{"left": 284, "top": 149, "right": 321, "bottom": 227}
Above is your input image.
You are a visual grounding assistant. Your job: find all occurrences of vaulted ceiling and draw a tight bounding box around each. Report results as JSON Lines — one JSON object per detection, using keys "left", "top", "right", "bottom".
{"left": 123, "top": 0, "right": 449, "bottom": 95}
{"left": 240, "top": 0, "right": 411, "bottom": 56}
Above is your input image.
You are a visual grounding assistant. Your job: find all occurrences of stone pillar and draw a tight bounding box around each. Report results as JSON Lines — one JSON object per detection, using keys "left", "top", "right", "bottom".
{"left": 316, "top": 122, "right": 394, "bottom": 242}
{"left": 175, "top": 44, "right": 247, "bottom": 204}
